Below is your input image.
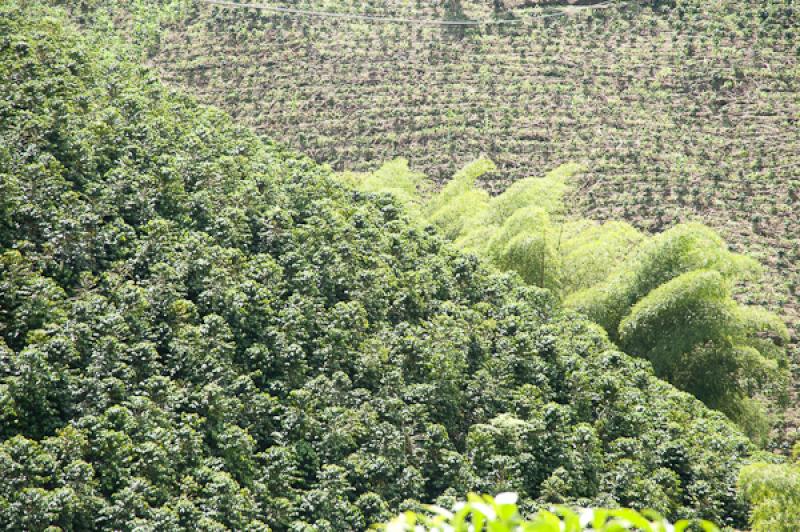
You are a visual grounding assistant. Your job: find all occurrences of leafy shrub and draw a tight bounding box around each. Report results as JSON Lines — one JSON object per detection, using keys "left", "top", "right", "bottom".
{"left": 566, "top": 223, "right": 761, "bottom": 338}
{"left": 616, "top": 269, "right": 787, "bottom": 435}
{"left": 739, "top": 463, "right": 800, "bottom": 532}
{"left": 739, "top": 445, "right": 800, "bottom": 532}
{"left": 558, "top": 221, "right": 645, "bottom": 295}
{"left": 570, "top": 225, "right": 788, "bottom": 441}
{"left": 378, "top": 493, "right": 720, "bottom": 531}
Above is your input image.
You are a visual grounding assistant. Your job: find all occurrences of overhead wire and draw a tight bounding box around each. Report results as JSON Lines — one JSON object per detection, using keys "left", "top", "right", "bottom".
{"left": 187, "top": 0, "right": 798, "bottom": 182}
{"left": 200, "top": 0, "right": 616, "bottom": 25}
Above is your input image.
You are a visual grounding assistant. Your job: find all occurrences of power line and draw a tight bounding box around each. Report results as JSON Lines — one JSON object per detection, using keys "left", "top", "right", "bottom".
{"left": 182, "top": 2, "right": 800, "bottom": 183}
{"left": 200, "top": 0, "right": 616, "bottom": 25}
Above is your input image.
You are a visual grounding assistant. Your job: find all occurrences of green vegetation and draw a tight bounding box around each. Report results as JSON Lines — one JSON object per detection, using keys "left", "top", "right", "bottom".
{"left": 55, "top": 1, "right": 800, "bottom": 393}
{"left": 570, "top": 225, "right": 791, "bottom": 438}
{"left": 0, "top": 2, "right": 773, "bottom": 529}
{"left": 739, "top": 456, "right": 800, "bottom": 532}
{"left": 379, "top": 493, "right": 720, "bottom": 531}
{"left": 342, "top": 159, "right": 789, "bottom": 441}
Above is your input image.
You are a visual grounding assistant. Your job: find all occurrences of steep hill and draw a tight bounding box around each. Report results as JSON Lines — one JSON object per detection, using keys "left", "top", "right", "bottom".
{"left": 0, "top": 2, "right": 765, "bottom": 529}
{"left": 59, "top": 0, "right": 800, "bottom": 423}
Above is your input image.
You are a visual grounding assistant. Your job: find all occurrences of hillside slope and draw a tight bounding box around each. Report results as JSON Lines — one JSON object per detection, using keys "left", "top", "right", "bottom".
{"left": 0, "top": 2, "right": 763, "bottom": 529}
{"left": 62, "top": 0, "right": 800, "bottom": 413}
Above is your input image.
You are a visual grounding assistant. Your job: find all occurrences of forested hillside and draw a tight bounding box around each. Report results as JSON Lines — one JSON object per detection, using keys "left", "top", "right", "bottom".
{"left": 57, "top": 0, "right": 800, "bottom": 435}
{"left": 0, "top": 2, "right": 773, "bottom": 529}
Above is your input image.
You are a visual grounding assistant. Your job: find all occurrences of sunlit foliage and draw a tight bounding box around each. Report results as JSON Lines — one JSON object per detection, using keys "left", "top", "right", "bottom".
{"left": 344, "top": 159, "right": 788, "bottom": 440}
{"left": 379, "top": 492, "right": 720, "bottom": 532}
{"left": 567, "top": 223, "right": 761, "bottom": 336}
{"left": 569, "top": 225, "right": 789, "bottom": 441}
{"left": 739, "top": 454, "right": 800, "bottom": 532}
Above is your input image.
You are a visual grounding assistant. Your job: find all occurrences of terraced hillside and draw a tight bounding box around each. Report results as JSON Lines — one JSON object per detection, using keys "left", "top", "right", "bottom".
{"left": 65, "top": 0, "right": 800, "bottom": 436}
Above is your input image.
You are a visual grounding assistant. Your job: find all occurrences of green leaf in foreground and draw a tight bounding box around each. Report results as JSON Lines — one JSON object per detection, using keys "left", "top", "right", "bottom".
{"left": 377, "top": 493, "right": 720, "bottom": 531}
